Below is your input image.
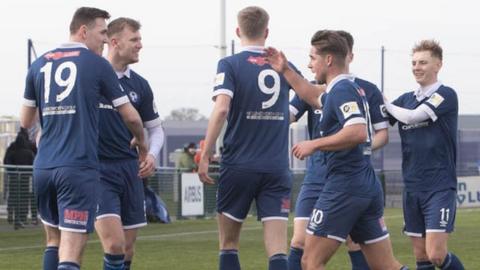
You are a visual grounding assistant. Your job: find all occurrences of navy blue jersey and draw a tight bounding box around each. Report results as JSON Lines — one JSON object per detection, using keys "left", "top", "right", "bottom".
{"left": 390, "top": 85, "right": 458, "bottom": 192}
{"left": 354, "top": 77, "right": 388, "bottom": 155}
{"left": 319, "top": 75, "right": 377, "bottom": 196}
{"left": 98, "top": 68, "right": 161, "bottom": 161}
{"left": 23, "top": 43, "right": 128, "bottom": 169}
{"left": 213, "top": 46, "right": 299, "bottom": 172}
{"left": 290, "top": 94, "right": 326, "bottom": 184}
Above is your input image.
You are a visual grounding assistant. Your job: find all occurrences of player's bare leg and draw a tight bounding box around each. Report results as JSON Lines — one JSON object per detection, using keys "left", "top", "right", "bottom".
{"left": 124, "top": 228, "right": 139, "bottom": 269}
{"left": 263, "top": 219, "right": 289, "bottom": 268}
{"left": 95, "top": 217, "right": 126, "bottom": 269}
{"left": 291, "top": 219, "right": 308, "bottom": 250}
{"left": 302, "top": 234, "right": 341, "bottom": 270}
{"left": 58, "top": 231, "right": 88, "bottom": 266}
{"left": 360, "top": 237, "right": 404, "bottom": 270}
{"left": 43, "top": 225, "right": 60, "bottom": 270}
{"left": 218, "top": 213, "right": 242, "bottom": 270}
{"left": 346, "top": 236, "right": 370, "bottom": 269}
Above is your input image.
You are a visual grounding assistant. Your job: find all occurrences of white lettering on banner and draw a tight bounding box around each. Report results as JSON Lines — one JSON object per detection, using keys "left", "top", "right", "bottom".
{"left": 181, "top": 173, "right": 205, "bottom": 216}
{"left": 457, "top": 176, "right": 480, "bottom": 208}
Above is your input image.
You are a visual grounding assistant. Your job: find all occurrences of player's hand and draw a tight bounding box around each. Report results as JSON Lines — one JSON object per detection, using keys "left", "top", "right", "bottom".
{"left": 131, "top": 137, "right": 148, "bottom": 167}
{"left": 198, "top": 154, "right": 215, "bottom": 185}
{"left": 264, "top": 47, "right": 289, "bottom": 73}
{"left": 139, "top": 154, "right": 156, "bottom": 178}
{"left": 292, "top": 140, "right": 316, "bottom": 160}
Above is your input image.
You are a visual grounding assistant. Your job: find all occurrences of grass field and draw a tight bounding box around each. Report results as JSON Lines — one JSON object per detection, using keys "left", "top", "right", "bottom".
{"left": 0, "top": 208, "right": 479, "bottom": 269}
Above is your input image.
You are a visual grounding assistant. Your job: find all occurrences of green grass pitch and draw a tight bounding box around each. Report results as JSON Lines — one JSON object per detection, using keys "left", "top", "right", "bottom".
{"left": 0, "top": 208, "right": 478, "bottom": 269}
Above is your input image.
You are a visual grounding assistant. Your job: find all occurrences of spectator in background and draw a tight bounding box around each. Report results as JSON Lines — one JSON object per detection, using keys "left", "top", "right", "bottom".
{"left": 3, "top": 128, "right": 35, "bottom": 230}
{"left": 176, "top": 142, "right": 197, "bottom": 172}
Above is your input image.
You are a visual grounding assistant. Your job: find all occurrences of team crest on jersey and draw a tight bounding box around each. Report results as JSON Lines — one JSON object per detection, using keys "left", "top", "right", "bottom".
{"left": 247, "top": 55, "right": 267, "bottom": 66}
{"left": 339, "top": 101, "right": 360, "bottom": 119}
{"left": 129, "top": 91, "right": 139, "bottom": 103}
{"left": 214, "top": 73, "right": 225, "bottom": 87}
{"left": 427, "top": 93, "right": 444, "bottom": 108}
{"left": 380, "top": 104, "right": 388, "bottom": 118}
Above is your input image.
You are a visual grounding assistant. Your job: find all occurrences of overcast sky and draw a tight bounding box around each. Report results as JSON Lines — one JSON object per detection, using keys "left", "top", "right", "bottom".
{"left": 2, "top": 0, "right": 479, "bottom": 118}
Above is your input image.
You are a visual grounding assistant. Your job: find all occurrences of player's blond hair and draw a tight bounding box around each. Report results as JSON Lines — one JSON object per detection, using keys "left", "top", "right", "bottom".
{"left": 237, "top": 6, "right": 269, "bottom": 40}
{"left": 412, "top": 40, "right": 443, "bottom": 61}
{"left": 107, "top": 17, "right": 141, "bottom": 38}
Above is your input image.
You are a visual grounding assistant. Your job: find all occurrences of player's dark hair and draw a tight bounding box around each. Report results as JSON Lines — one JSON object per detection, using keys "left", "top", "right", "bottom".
{"left": 336, "top": 30, "right": 354, "bottom": 52}
{"left": 310, "top": 30, "right": 348, "bottom": 67}
{"left": 237, "top": 6, "right": 269, "bottom": 40}
{"left": 69, "top": 7, "right": 110, "bottom": 35}
{"left": 412, "top": 40, "right": 443, "bottom": 61}
{"left": 107, "top": 17, "right": 141, "bottom": 38}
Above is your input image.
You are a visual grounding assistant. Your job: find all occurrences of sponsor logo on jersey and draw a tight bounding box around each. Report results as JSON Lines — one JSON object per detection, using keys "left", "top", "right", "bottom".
{"left": 339, "top": 101, "right": 360, "bottom": 119}
{"left": 44, "top": 50, "right": 81, "bottom": 60}
{"left": 63, "top": 209, "right": 88, "bottom": 226}
{"left": 401, "top": 121, "right": 429, "bottom": 130}
{"left": 427, "top": 93, "right": 445, "bottom": 108}
{"left": 247, "top": 55, "right": 267, "bottom": 66}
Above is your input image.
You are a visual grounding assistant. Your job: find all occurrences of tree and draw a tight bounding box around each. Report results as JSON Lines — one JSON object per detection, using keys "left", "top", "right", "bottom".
{"left": 165, "top": 107, "right": 207, "bottom": 121}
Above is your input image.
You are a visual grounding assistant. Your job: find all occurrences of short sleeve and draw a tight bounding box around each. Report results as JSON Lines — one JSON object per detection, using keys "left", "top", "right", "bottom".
{"left": 99, "top": 59, "right": 129, "bottom": 107}
{"left": 139, "top": 82, "right": 162, "bottom": 128}
{"left": 213, "top": 58, "right": 235, "bottom": 100}
{"left": 422, "top": 87, "right": 458, "bottom": 122}
{"left": 23, "top": 67, "right": 37, "bottom": 107}
{"left": 368, "top": 86, "right": 389, "bottom": 130}
{"left": 290, "top": 94, "right": 308, "bottom": 121}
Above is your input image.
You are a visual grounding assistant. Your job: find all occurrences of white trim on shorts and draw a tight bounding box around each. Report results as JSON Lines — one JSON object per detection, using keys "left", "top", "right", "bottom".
{"left": 305, "top": 229, "right": 346, "bottom": 242}
{"left": 364, "top": 233, "right": 390, "bottom": 244}
{"left": 123, "top": 222, "right": 148, "bottom": 230}
{"left": 261, "top": 216, "right": 289, "bottom": 222}
{"left": 59, "top": 226, "right": 87, "bottom": 233}
{"left": 293, "top": 217, "right": 310, "bottom": 221}
{"left": 40, "top": 217, "right": 59, "bottom": 228}
{"left": 96, "top": 213, "right": 121, "bottom": 220}
{"left": 426, "top": 229, "right": 447, "bottom": 233}
{"left": 221, "top": 212, "right": 245, "bottom": 223}
{"left": 404, "top": 231, "right": 423, "bottom": 238}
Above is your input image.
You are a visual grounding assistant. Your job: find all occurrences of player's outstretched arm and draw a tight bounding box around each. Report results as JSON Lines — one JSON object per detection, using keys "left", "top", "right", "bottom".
{"left": 198, "top": 95, "right": 231, "bottom": 185}
{"left": 264, "top": 47, "right": 324, "bottom": 108}
{"left": 292, "top": 124, "right": 367, "bottom": 160}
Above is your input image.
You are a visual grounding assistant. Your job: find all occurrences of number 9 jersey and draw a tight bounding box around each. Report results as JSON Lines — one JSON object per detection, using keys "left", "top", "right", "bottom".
{"left": 23, "top": 43, "right": 129, "bottom": 169}
{"left": 213, "top": 46, "right": 300, "bottom": 173}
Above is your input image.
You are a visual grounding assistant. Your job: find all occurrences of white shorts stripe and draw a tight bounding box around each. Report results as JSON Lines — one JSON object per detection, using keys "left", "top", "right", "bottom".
{"left": 404, "top": 231, "right": 423, "bottom": 237}
{"left": 221, "top": 212, "right": 244, "bottom": 223}
{"left": 95, "top": 214, "right": 121, "bottom": 220}
{"left": 261, "top": 216, "right": 288, "bottom": 222}
{"left": 364, "top": 233, "right": 390, "bottom": 244}
{"left": 124, "top": 222, "right": 148, "bottom": 230}
{"left": 58, "top": 226, "right": 87, "bottom": 233}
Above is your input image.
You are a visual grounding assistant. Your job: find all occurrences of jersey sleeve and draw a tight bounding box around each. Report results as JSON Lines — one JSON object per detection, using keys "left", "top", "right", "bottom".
{"left": 213, "top": 58, "right": 235, "bottom": 100}
{"left": 388, "top": 94, "right": 405, "bottom": 126}
{"left": 331, "top": 85, "right": 366, "bottom": 127}
{"left": 99, "top": 59, "right": 129, "bottom": 107}
{"left": 289, "top": 94, "right": 308, "bottom": 121}
{"left": 139, "top": 81, "right": 162, "bottom": 128}
{"left": 23, "top": 67, "right": 37, "bottom": 107}
{"left": 422, "top": 87, "right": 458, "bottom": 122}
{"left": 368, "top": 86, "right": 389, "bottom": 130}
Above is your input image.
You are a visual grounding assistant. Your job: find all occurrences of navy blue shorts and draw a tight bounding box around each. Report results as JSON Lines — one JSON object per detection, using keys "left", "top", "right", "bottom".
{"left": 403, "top": 189, "right": 457, "bottom": 237}
{"left": 294, "top": 182, "right": 324, "bottom": 220}
{"left": 96, "top": 160, "right": 146, "bottom": 229}
{"left": 306, "top": 190, "right": 389, "bottom": 244}
{"left": 34, "top": 167, "right": 98, "bottom": 233}
{"left": 217, "top": 167, "right": 292, "bottom": 222}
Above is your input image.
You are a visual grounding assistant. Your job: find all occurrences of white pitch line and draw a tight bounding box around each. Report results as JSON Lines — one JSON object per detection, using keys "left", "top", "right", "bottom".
{"left": 0, "top": 208, "right": 478, "bottom": 253}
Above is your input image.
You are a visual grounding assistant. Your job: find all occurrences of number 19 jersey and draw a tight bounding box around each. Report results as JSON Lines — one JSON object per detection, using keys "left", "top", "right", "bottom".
{"left": 213, "top": 46, "right": 298, "bottom": 172}
{"left": 23, "top": 43, "right": 129, "bottom": 169}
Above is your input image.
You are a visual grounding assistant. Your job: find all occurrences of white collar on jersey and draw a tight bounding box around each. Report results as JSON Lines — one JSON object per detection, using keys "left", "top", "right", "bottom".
{"left": 325, "top": 73, "right": 355, "bottom": 93}
{"left": 414, "top": 81, "right": 442, "bottom": 101}
{"left": 116, "top": 66, "right": 131, "bottom": 79}
{"left": 59, "top": 42, "right": 88, "bottom": 50}
{"left": 239, "top": 45, "right": 265, "bottom": 54}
